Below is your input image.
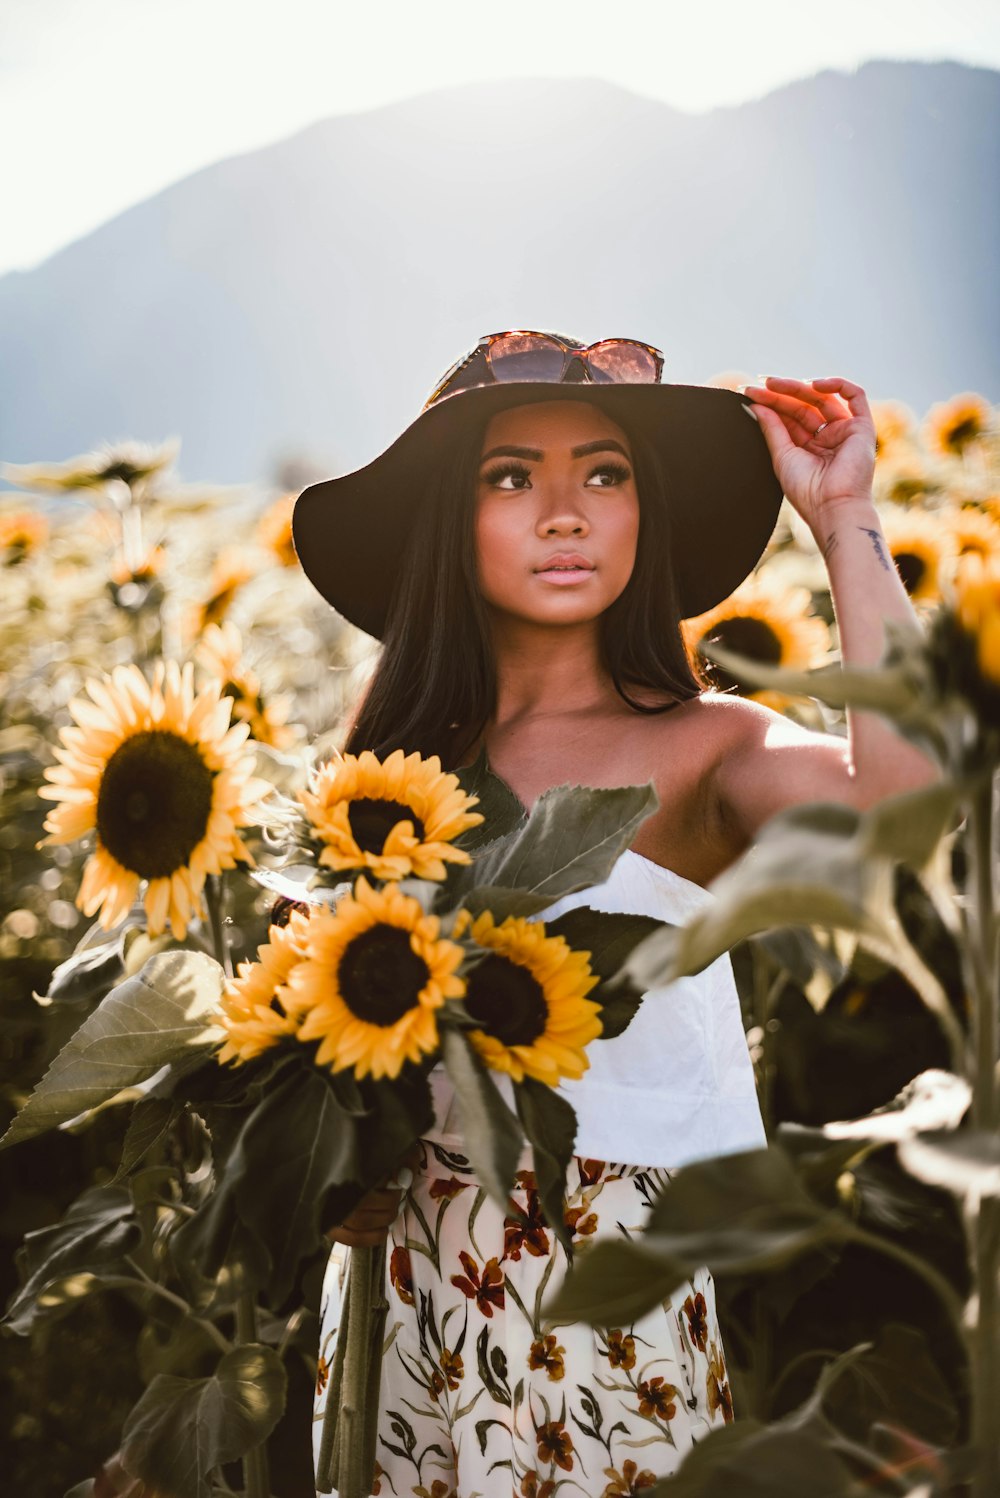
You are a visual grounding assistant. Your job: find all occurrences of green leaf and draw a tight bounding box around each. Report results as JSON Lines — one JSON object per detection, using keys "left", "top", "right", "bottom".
{"left": 458, "top": 782, "right": 659, "bottom": 914}
{"left": 619, "top": 789, "right": 965, "bottom": 1065}
{"left": 515, "top": 1077, "right": 577, "bottom": 1256}
{"left": 699, "top": 633, "right": 922, "bottom": 715}
{"left": 173, "top": 1066, "right": 359, "bottom": 1302}
{"left": 545, "top": 1146, "right": 846, "bottom": 1327}
{"left": 898, "top": 1128, "right": 1000, "bottom": 1198}
{"left": 644, "top": 1416, "right": 854, "bottom": 1497}
{"left": 111, "top": 1096, "right": 182, "bottom": 1183}
{"left": 544, "top": 908, "right": 669, "bottom": 981}
{"left": 0, "top": 949, "right": 226, "bottom": 1151}
{"left": 588, "top": 977, "right": 647, "bottom": 1041}
{"left": 440, "top": 1029, "right": 523, "bottom": 1211}
{"left": 119, "top": 1344, "right": 286, "bottom": 1498}
{"left": 796, "top": 1068, "right": 972, "bottom": 1146}
{"left": 820, "top": 1322, "right": 960, "bottom": 1448}
{"left": 543, "top": 1236, "right": 689, "bottom": 1327}
{"left": 545, "top": 909, "right": 668, "bottom": 1039}
{"left": 234, "top": 1068, "right": 363, "bottom": 1304}
{"left": 4, "top": 1185, "right": 141, "bottom": 1335}
{"left": 453, "top": 747, "right": 528, "bottom": 849}
{"left": 44, "top": 929, "right": 126, "bottom": 1006}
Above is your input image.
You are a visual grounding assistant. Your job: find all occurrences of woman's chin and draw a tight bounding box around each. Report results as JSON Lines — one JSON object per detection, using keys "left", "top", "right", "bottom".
{"left": 490, "top": 598, "right": 616, "bottom": 630}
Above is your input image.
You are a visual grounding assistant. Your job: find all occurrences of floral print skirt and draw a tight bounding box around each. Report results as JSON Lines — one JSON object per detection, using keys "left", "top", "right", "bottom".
{"left": 313, "top": 1137, "right": 734, "bottom": 1497}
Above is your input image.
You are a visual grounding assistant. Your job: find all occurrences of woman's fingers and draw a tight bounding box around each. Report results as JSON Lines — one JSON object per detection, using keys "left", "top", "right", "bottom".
{"left": 322, "top": 1185, "right": 405, "bottom": 1244}
{"left": 746, "top": 380, "right": 846, "bottom": 427}
{"left": 326, "top": 1223, "right": 394, "bottom": 1248}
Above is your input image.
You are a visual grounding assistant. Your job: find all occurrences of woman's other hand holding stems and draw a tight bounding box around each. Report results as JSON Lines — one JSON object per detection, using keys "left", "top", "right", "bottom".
{"left": 323, "top": 1143, "right": 422, "bottom": 1247}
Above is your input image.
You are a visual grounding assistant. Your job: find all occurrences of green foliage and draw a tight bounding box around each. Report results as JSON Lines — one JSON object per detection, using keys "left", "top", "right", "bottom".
{"left": 119, "top": 1344, "right": 286, "bottom": 1498}
{"left": 545, "top": 1146, "right": 847, "bottom": 1327}
{"left": 1, "top": 950, "right": 225, "bottom": 1149}
{"left": 4, "top": 1184, "right": 141, "bottom": 1334}
{"left": 447, "top": 781, "right": 659, "bottom": 917}
{"left": 452, "top": 746, "right": 527, "bottom": 847}
{"left": 439, "top": 1028, "right": 523, "bottom": 1209}
{"left": 544, "top": 907, "right": 666, "bottom": 1038}
{"left": 514, "top": 1077, "right": 578, "bottom": 1257}
{"left": 619, "top": 783, "right": 965, "bottom": 1064}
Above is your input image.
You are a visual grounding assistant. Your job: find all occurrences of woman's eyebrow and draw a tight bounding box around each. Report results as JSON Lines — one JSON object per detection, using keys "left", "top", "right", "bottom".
{"left": 480, "top": 444, "right": 542, "bottom": 462}
{"left": 571, "top": 439, "right": 630, "bottom": 460}
{"left": 479, "top": 439, "right": 631, "bottom": 463}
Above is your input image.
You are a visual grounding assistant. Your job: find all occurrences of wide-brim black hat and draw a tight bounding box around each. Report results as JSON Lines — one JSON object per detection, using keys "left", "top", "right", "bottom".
{"left": 292, "top": 374, "right": 783, "bottom": 640}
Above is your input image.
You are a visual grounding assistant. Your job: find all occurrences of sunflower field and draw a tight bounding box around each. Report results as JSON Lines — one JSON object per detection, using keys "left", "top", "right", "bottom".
{"left": 0, "top": 385, "right": 999, "bottom": 1498}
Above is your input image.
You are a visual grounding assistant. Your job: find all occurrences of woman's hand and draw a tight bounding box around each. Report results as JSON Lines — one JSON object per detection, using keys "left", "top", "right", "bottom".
{"left": 324, "top": 1143, "right": 422, "bottom": 1248}
{"left": 743, "top": 375, "right": 878, "bottom": 535}
{"left": 325, "top": 1185, "right": 406, "bottom": 1248}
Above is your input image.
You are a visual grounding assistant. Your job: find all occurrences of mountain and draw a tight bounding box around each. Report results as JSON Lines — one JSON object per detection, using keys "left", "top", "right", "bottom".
{"left": 1, "top": 60, "right": 997, "bottom": 487}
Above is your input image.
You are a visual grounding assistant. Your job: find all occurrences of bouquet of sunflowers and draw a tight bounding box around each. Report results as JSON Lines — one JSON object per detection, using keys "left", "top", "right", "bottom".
{"left": 2, "top": 660, "right": 673, "bottom": 1498}
{"left": 223, "top": 745, "right": 670, "bottom": 1496}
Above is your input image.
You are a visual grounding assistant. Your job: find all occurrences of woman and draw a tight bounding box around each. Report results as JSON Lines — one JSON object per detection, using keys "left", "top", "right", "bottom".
{"left": 291, "top": 331, "right": 939, "bottom": 1495}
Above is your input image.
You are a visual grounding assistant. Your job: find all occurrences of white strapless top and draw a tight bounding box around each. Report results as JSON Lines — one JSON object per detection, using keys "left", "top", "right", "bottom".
{"left": 426, "top": 848, "right": 766, "bottom": 1169}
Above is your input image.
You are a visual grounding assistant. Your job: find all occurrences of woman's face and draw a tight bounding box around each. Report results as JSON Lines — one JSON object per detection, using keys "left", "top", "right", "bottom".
{"left": 474, "top": 400, "right": 640, "bottom": 629}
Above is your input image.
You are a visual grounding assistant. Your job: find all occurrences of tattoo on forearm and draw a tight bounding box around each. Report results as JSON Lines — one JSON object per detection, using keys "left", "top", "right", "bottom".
{"left": 820, "top": 523, "right": 892, "bottom": 574}
{"left": 859, "top": 526, "right": 893, "bottom": 573}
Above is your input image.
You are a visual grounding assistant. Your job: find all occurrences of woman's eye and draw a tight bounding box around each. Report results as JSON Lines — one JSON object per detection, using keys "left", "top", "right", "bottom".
{"left": 587, "top": 461, "right": 632, "bottom": 487}
{"left": 482, "top": 461, "right": 532, "bottom": 490}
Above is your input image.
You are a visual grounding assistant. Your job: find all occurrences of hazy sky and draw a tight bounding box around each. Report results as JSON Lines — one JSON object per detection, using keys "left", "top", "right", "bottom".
{"left": 3, "top": 0, "right": 998, "bottom": 278}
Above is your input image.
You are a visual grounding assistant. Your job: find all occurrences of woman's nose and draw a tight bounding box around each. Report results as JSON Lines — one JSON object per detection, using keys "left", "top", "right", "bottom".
{"left": 535, "top": 495, "right": 589, "bottom": 537}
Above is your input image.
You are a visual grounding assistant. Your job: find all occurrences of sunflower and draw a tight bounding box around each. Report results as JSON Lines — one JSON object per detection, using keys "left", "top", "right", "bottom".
{"left": 681, "top": 572, "right": 830, "bottom": 703}
{"left": 110, "top": 543, "right": 167, "bottom": 587}
{"left": 108, "top": 543, "right": 167, "bottom": 611}
{"left": 2, "top": 438, "right": 179, "bottom": 494}
{"left": 870, "top": 399, "right": 917, "bottom": 461}
{"left": 299, "top": 749, "right": 484, "bottom": 882}
{"left": 37, "top": 660, "right": 273, "bottom": 939}
{"left": 923, "top": 392, "right": 995, "bottom": 461}
{"left": 878, "top": 504, "right": 957, "bottom": 603}
{"left": 873, "top": 451, "right": 936, "bottom": 508}
{"left": 952, "top": 550, "right": 1000, "bottom": 689}
{"left": 255, "top": 493, "right": 297, "bottom": 568}
{"left": 454, "top": 910, "right": 602, "bottom": 1086}
{"left": 0, "top": 509, "right": 48, "bottom": 565}
{"left": 287, "top": 877, "right": 465, "bottom": 1079}
{"left": 944, "top": 504, "right": 1000, "bottom": 563}
{"left": 186, "top": 547, "right": 256, "bottom": 640}
{"left": 195, "top": 621, "right": 296, "bottom": 749}
{"left": 217, "top": 904, "right": 314, "bottom": 1063}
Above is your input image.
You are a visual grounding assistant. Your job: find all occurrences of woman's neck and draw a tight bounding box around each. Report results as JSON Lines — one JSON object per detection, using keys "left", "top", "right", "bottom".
{"left": 489, "top": 617, "right": 617, "bottom": 726}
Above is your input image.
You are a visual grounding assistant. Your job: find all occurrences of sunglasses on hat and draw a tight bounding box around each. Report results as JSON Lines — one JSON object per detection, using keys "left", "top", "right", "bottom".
{"left": 423, "top": 329, "right": 665, "bottom": 409}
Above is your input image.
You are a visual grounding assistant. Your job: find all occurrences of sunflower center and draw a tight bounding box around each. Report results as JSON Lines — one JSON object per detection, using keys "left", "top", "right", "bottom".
{"left": 707, "top": 616, "right": 783, "bottom": 664}
{"left": 893, "top": 551, "right": 926, "bottom": 594}
{"left": 347, "top": 798, "right": 427, "bottom": 854}
{"left": 948, "top": 418, "right": 980, "bottom": 452}
{"left": 96, "top": 729, "right": 214, "bottom": 879}
{"left": 338, "top": 925, "right": 431, "bottom": 1026}
{"left": 702, "top": 616, "right": 783, "bottom": 694}
{"left": 465, "top": 954, "right": 548, "bottom": 1046}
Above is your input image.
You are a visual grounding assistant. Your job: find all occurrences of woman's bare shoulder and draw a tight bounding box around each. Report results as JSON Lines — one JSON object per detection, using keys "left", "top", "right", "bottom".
{"left": 642, "top": 687, "right": 775, "bottom": 744}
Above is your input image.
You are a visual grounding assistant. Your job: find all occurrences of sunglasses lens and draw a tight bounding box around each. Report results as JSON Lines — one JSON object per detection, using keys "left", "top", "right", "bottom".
{"left": 488, "top": 333, "right": 568, "bottom": 383}
{"left": 586, "top": 342, "right": 661, "bottom": 383}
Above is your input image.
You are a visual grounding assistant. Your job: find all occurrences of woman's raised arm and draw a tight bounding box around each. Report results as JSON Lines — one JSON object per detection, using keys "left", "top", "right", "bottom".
{"left": 706, "top": 375, "right": 943, "bottom": 847}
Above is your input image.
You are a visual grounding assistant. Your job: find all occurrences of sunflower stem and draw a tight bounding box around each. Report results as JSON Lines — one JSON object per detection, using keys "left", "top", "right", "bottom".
{"left": 316, "top": 1241, "right": 387, "bottom": 1497}
{"left": 235, "top": 1291, "right": 271, "bottom": 1498}
{"left": 205, "top": 871, "right": 234, "bottom": 979}
{"left": 964, "top": 765, "right": 1000, "bottom": 1498}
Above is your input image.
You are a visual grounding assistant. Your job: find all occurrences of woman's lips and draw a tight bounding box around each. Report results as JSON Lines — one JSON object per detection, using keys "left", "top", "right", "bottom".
{"left": 533, "top": 553, "right": 595, "bottom": 584}
{"left": 534, "top": 566, "right": 595, "bottom": 584}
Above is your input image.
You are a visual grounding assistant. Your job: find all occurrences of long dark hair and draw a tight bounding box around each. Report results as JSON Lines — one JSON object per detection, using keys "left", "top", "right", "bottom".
{"left": 343, "top": 404, "right": 712, "bottom": 768}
